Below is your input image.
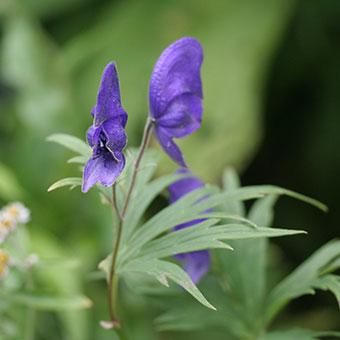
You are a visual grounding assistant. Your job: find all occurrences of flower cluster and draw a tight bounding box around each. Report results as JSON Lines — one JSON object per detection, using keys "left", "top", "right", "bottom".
{"left": 82, "top": 63, "right": 128, "bottom": 193}
{"left": 83, "top": 37, "right": 209, "bottom": 282}
{"left": 0, "top": 202, "right": 30, "bottom": 244}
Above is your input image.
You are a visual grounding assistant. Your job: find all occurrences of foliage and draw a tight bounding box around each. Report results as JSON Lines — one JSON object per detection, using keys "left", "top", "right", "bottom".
{"left": 154, "top": 169, "right": 340, "bottom": 339}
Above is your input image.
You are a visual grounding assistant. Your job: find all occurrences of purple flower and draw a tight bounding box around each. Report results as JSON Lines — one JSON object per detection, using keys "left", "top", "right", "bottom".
{"left": 149, "top": 37, "right": 203, "bottom": 167}
{"left": 82, "top": 63, "right": 128, "bottom": 193}
{"left": 168, "top": 168, "right": 210, "bottom": 284}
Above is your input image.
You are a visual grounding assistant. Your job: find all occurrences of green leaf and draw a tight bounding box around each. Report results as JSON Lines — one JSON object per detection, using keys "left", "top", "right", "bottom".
{"left": 9, "top": 293, "right": 92, "bottom": 311}
{"left": 122, "top": 259, "right": 216, "bottom": 310}
{"left": 1, "top": 16, "right": 71, "bottom": 132}
{"left": 67, "top": 155, "right": 88, "bottom": 164}
{"left": 48, "top": 177, "right": 82, "bottom": 192}
{"left": 213, "top": 170, "right": 280, "bottom": 335}
{"left": 265, "top": 240, "right": 340, "bottom": 324}
{"left": 121, "top": 172, "right": 184, "bottom": 243}
{"left": 111, "top": 148, "right": 161, "bottom": 212}
{"left": 136, "top": 222, "right": 305, "bottom": 262}
{"left": 222, "top": 167, "right": 245, "bottom": 216}
{"left": 311, "top": 275, "right": 340, "bottom": 309}
{"left": 47, "top": 133, "right": 91, "bottom": 157}
{"left": 125, "top": 184, "right": 322, "bottom": 261}
{"left": 260, "top": 329, "right": 340, "bottom": 340}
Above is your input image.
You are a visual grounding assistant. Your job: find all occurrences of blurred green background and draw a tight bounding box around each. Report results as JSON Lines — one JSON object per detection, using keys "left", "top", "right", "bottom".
{"left": 0, "top": 0, "right": 339, "bottom": 338}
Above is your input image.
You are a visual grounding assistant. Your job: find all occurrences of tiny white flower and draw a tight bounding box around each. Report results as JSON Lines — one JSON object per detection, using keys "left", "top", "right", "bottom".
{"left": 0, "top": 212, "right": 17, "bottom": 233}
{"left": 4, "top": 202, "right": 30, "bottom": 224}
{"left": 24, "top": 253, "right": 39, "bottom": 268}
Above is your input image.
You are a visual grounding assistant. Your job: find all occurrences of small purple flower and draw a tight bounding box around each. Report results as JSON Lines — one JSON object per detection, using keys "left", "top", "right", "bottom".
{"left": 168, "top": 168, "right": 210, "bottom": 284}
{"left": 82, "top": 63, "right": 128, "bottom": 193}
{"left": 149, "top": 37, "right": 203, "bottom": 167}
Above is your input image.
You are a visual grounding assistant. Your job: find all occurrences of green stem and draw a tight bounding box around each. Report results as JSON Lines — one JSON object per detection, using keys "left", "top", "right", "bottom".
{"left": 107, "top": 186, "right": 123, "bottom": 327}
{"left": 107, "top": 118, "right": 154, "bottom": 329}
{"left": 121, "top": 118, "right": 154, "bottom": 217}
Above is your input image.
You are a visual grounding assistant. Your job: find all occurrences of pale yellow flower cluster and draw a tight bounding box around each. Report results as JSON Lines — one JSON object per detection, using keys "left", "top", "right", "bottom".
{"left": 0, "top": 249, "right": 9, "bottom": 280}
{"left": 0, "top": 202, "right": 30, "bottom": 244}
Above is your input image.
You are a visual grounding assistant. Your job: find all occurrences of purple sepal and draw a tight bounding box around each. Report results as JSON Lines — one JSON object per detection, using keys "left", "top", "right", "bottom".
{"left": 149, "top": 37, "right": 203, "bottom": 166}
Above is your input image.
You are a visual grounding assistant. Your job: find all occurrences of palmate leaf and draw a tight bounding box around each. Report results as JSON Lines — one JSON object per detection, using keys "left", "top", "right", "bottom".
{"left": 265, "top": 240, "right": 340, "bottom": 324}
{"left": 154, "top": 169, "right": 331, "bottom": 336}
{"left": 154, "top": 285, "right": 246, "bottom": 338}
{"left": 47, "top": 133, "right": 91, "bottom": 158}
{"left": 121, "top": 182, "right": 322, "bottom": 264}
{"left": 114, "top": 172, "right": 327, "bottom": 311}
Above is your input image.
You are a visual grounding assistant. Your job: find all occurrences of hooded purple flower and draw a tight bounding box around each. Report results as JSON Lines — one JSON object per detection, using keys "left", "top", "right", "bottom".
{"left": 168, "top": 168, "right": 210, "bottom": 284}
{"left": 82, "top": 63, "right": 128, "bottom": 193}
{"left": 149, "top": 37, "right": 203, "bottom": 167}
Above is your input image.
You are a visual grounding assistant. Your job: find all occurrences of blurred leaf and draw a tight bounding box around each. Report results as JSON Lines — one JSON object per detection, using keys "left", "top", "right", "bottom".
{"left": 67, "top": 155, "right": 88, "bottom": 164}
{"left": 266, "top": 240, "right": 340, "bottom": 324}
{"left": 30, "top": 232, "right": 90, "bottom": 340}
{"left": 15, "top": 0, "right": 92, "bottom": 19}
{"left": 1, "top": 14, "right": 71, "bottom": 132}
{"left": 48, "top": 177, "right": 82, "bottom": 192}
{"left": 311, "top": 275, "right": 340, "bottom": 309}
{"left": 0, "top": 162, "right": 24, "bottom": 200}
{"left": 261, "top": 329, "right": 340, "bottom": 340}
{"left": 47, "top": 133, "right": 91, "bottom": 157}
{"left": 9, "top": 293, "right": 92, "bottom": 311}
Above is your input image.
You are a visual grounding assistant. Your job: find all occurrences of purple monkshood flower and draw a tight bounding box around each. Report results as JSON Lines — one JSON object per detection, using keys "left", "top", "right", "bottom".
{"left": 149, "top": 37, "right": 203, "bottom": 167}
{"left": 82, "top": 62, "right": 128, "bottom": 193}
{"left": 168, "top": 168, "right": 210, "bottom": 284}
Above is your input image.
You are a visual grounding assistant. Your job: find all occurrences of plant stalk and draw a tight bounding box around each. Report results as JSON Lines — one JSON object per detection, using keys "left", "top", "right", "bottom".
{"left": 107, "top": 118, "right": 154, "bottom": 329}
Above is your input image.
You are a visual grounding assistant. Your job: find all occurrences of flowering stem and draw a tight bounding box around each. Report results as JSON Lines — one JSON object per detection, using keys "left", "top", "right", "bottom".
{"left": 107, "top": 118, "right": 154, "bottom": 329}
{"left": 122, "top": 118, "right": 154, "bottom": 216}
{"left": 107, "top": 186, "right": 123, "bottom": 328}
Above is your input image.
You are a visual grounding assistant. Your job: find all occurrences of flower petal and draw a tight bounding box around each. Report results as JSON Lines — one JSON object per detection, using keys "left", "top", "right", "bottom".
{"left": 158, "top": 93, "right": 202, "bottom": 138}
{"left": 86, "top": 125, "right": 101, "bottom": 147}
{"left": 175, "top": 251, "right": 210, "bottom": 284}
{"left": 102, "top": 118, "right": 127, "bottom": 159}
{"left": 155, "top": 127, "right": 186, "bottom": 167}
{"left": 92, "top": 62, "right": 128, "bottom": 127}
{"left": 82, "top": 150, "right": 125, "bottom": 192}
{"left": 149, "top": 37, "right": 203, "bottom": 119}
